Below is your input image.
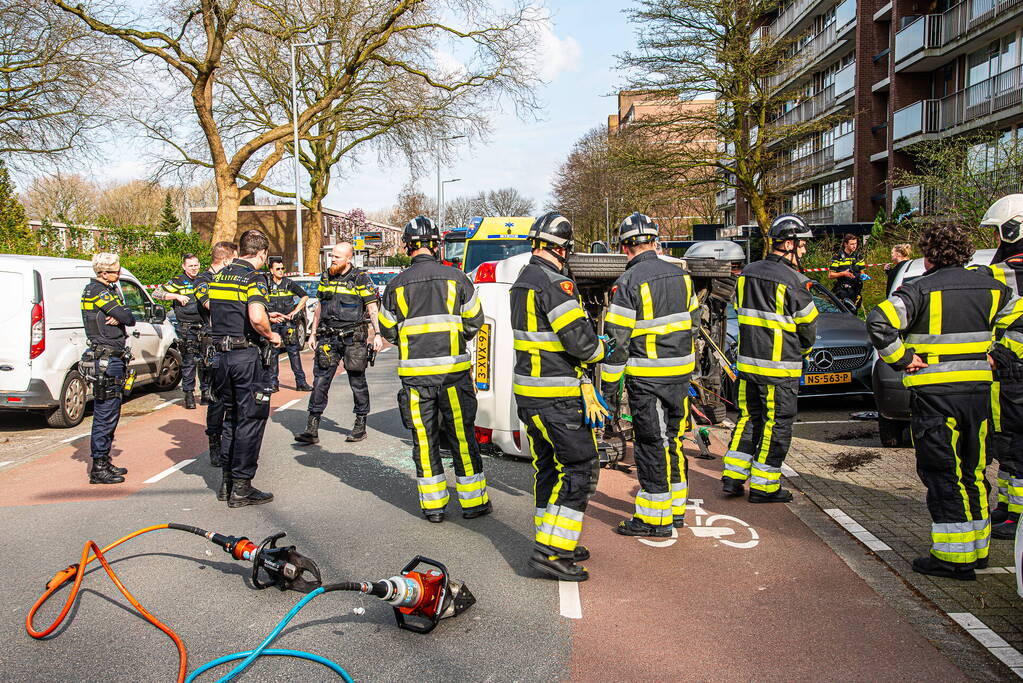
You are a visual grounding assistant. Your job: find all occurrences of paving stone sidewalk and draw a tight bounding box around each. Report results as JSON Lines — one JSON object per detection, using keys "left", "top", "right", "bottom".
{"left": 777, "top": 423, "right": 1023, "bottom": 677}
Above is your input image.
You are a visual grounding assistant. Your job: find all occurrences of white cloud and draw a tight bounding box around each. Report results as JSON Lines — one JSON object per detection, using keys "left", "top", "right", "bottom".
{"left": 526, "top": 6, "right": 582, "bottom": 82}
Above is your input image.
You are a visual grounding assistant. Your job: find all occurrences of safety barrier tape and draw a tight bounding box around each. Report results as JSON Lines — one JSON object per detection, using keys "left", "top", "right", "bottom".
{"left": 803, "top": 262, "right": 886, "bottom": 273}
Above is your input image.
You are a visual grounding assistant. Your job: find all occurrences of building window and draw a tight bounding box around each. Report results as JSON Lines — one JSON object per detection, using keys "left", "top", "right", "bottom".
{"left": 822, "top": 177, "right": 852, "bottom": 206}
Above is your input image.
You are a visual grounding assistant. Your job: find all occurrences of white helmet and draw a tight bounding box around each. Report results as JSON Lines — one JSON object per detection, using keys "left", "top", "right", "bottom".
{"left": 981, "top": 194, "right": 1023, "bottom": 244}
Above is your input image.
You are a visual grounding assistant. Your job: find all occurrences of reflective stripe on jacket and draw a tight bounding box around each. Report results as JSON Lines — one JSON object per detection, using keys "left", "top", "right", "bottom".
{"left": 974, "top": 258, "right": 1023, "bottom": 359}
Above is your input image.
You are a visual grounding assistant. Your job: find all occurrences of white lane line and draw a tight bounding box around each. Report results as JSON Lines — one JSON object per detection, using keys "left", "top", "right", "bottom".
{"left": 949, "top": 613, "right": 1023, "bottom": 675}
{"left": 780, "top": 464, "right": 800, "bottom": 478}
{"left": 0, "top": 460, "right": 12, "bottom": 468}
{"left": 154, "top": 398, "right": 181, "bottom": 410}
{"left": 794, "top": 420, "right": 864, "bottom": 425}
{"left": 823, "top": 508, "right": 892, "bottom": 551}
{"left": 276, "top": 398, "right": 301, "bottom": 412}
{"left": 558, "top": 580, "right": 582, "bottom": 619}
{"left": 976, "top": 567, "right": 1015, "bottom": 575}
{"left": 143, "top": 459, "right": 196, "bottom": 484}
{"left": 61, "top": 433, "right": 89, "bottom": 443}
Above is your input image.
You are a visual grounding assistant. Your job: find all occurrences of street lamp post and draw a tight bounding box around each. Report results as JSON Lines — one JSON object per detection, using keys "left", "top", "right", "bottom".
{"left": 435, "top": 135, "right": 466, "bottom": 224}
{"left": 440, "top": 178, "right": 461, "bottom": 228}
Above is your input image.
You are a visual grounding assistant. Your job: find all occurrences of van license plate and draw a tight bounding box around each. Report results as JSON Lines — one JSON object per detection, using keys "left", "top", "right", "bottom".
{"left": 803, "top": 371, "right": 851, "bottom": 385}
{"left": 475, "top": 324, "right": 491, "bottom": 391}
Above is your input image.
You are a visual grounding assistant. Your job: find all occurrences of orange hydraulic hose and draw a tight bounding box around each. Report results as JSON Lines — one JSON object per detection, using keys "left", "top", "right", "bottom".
{"left": 25, "top": 524, "right": 187, "bottom": 683}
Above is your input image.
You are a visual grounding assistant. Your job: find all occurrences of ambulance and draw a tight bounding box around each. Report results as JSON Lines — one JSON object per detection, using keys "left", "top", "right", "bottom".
{"left": 461, "top": 216, "right": 534, "bottom": 274}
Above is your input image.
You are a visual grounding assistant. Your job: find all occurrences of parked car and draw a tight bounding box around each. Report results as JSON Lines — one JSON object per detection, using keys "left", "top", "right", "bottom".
{"left": 285, "top": 276, "right": 321, "bottom": 347}
{"left": 365, "top": 268, "right": 401, "bottom": 298}
{"left": 872, "top": 248, "right": 996, "bottom": 447}
{"left": 0, "top": 255, "right": 182, "bottom": 428}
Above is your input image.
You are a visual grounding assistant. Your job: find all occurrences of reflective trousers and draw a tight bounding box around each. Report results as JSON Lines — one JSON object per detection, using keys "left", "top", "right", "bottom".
{"left": 992, "top": 381, "right": 1023, "bottom": 514}
{"left": 308, "top": 349, "right": 368, "bottom": 417}
{"left": 910, "top": 390, "right": 991, "bottom": 567}
{"left": 724, "top": 376, "right": 798, "bottom": 494}
{"left": 518, "top": 398, "right": 600, "bottom": 558}
{"left": 90, "top": 357, "right": 124, "bottom": 459}
{"left": 175, "top": 324, "right": 208, "bottom": 394}
{"left": 401, "top": 374, "right": 488, "bottom": 513}
{"left": 212, "top": 347, "right": 270, "bottom": 480}
{"left": 627, "top": 378, "right": 690, "bottom": 528}
{"left": 269, "top": 321, "right": 308, "bottom": 387}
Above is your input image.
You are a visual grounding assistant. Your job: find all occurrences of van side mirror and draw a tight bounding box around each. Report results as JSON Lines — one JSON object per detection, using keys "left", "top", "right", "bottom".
{"left": 148, "top": 304, "right": 167, "bottom": 323}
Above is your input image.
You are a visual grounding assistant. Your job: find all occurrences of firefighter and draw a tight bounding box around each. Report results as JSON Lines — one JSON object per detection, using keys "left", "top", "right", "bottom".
{"left": 265, "top": 256, "right": 312, "bottom": 393}
{"left": 293, "top": 243, "right": 383, "bottom": 445}
{"left": 723, "top": 214, "right": 818, "bottom": 503}
{"left": 601, "top": 212, "right": 699, "bottom": 537}
{"left": 867, "top": 223, "right": 1020, "bottom": 580}
{"left": 974, "top": 195, "right": 1023, "bottom": 541}
{"left": 208, "top": 230, "right": 281, "bottom": 507}
{"left": 379, "top": 216, "right": 491, "bottom": 523}
{"left": 828, "top": 233, "right": 867, "bottom": 311}
{"left": 154, "top": 254, "right": 207, "bottom": 408}
{"left": 80, "top": 252, "right": 136, "bottom": 484}
{"left": 194, "top": 240, "right": 237, "bottom": 500}
{"left": 512, "top": 212, "right": 610, "bottom": 582}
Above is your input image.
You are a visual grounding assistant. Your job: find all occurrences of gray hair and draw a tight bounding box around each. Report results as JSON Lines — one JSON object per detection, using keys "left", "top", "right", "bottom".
{"left": 92, "top": 252, "right": 120, "bottom": 275}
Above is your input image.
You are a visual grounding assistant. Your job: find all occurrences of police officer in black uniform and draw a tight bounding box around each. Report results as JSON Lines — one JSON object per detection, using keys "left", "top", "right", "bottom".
{"left": 155, "top": 254, "right": 207, "bottom": 409}
{"left": 294, "top": 242, "right": 382, "bottom": 445}
{"left": 266, "top": 256, "right": 312, "bottom": 392}
{"left": 80, "top": 252, "right": 136, "bottom": 484}
{"left": 208, "top": 229, "right": 280, "bottom": 507}
{"left": 828, "top": 234, "right": 867, "bottom": 311}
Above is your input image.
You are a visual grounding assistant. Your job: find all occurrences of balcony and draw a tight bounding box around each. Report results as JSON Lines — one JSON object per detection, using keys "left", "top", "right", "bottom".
{"left": 773, "top": 84, "right": 836, "bottom": 128}
{"left": 892, "top": 185, "right": 937, "bottom": 216}
{"left": 767, "top": 21, "right": 842, "bottom": 91}
{"left": 770, "top": 0, "right": 818, "bottom": 41}
{"left": 834, "top": 62, "right": 856, "bottom": 99}
{"left": 802, "top": 205, "right": 835, "bottom": 224}
{"left": 771, "top": 145, "right": 836, "bottom": 188}
{"left": 894, "top": 0, "right": 1023, "bottom": 69}
{"left": 835, "top": 0, "right": 857, "bottom": 33}
{"left": 834, "top": 131, "right": 855, "bottom": 160}
{"left": 716, "top": 187, "right": 736, "bottom": 207}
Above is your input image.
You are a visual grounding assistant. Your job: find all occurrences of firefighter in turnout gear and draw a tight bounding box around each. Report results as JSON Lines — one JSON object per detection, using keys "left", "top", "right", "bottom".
{"left": 80, "top": 252, "right": 136, "bottom": 484}
{"left": 194, "top": 241, "right": 237, "bottom": 500}
{"left": 974, "top": 195, "right": 1023, "bottom": 541}
{"left": 380, "top": 216, "right": 491, "bottom": 523}
{"left": 293, "top": 243, "right": 383, "bottom": 445}
{"left": 208, "top": 230, "right": 281, "bottom": 507}
{"left": 154, "top": 254, "right": 207, "bottom": 409}
{"left": 723, "top": 214, "right": 818, "bottom": 503}
{"left": 601, "top": 212, "right": 699, "bottom": 537}
{"left": 512, "top": 212, "right": 609, "bottom": 582}
{"left": 867, "top": 223, "right": 1023, "bottom": 580}
{"left": 266, "top": 256, "right": 312, "bottom": 392}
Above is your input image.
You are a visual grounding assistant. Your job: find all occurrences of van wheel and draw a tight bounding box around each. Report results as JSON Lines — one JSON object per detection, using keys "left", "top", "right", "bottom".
{"left": 878, "top": 416, "right": 911, "bottom": 448}
{"left": 295, "top": 324, "right": 307, "bottom": 351}
{"left": 46, "top": 371, "right": 88, "bottom": 428}
{"left": 153, "top": 349, "right": 182, "bottom": 391}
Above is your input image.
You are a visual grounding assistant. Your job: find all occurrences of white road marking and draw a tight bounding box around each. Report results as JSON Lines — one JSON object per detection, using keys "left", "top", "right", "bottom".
{"left": 823, "top": 508, "right": 892, "bottom": 551}
{"left": 276, "top": 398, "right": 301, "bottom": 412}
{"left": 949, "top": 613, "right": 1023, "bottom": 675}
{"left": 60, "top": 433, "right": 89, "bottom": 443}
{"left": 976, "top": 567, "right": 1014, "bottom": 575}
{"left": 638, "top": 527, "right": 679, "bottom": 548}
{"left": 780, "top": 464, "right": 800, "bottom": 478}
{"left": 0, "top": 460, "right": 12, "bottom": 468}
{"left": 154, "top": 398, "right": 181, "bottom": 410}
{"left": 794, "top": 420, "right": 864, "bottom": 425}
{"left": 143, "top": 459, "right": 196, "bottom": 484}
{"left": 558, "top": 580, "right": 582, "bottom": 619}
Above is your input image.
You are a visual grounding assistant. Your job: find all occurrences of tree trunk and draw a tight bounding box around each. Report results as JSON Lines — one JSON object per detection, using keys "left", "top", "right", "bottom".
{"left": 212, "top": 178, "right": 241, "bottom": 244}
{"left": 747, "top": 192, "right": 771, "bottom": 258}
{"left": 304, "top": 203, "right": 323, "bottom": 274}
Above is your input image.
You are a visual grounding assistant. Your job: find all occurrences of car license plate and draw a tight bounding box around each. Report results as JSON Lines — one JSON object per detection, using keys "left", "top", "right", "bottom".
{"left": 803, "top": 371, "right": 851, "bottom": 385}
{"left": 475, "top": 324, "right": 491, "bottom": 390}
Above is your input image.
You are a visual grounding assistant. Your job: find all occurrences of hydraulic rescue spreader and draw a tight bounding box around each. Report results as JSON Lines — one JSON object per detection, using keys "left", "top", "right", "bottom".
{"left": 26, "top": 523, "right": 476, "bottom": 682}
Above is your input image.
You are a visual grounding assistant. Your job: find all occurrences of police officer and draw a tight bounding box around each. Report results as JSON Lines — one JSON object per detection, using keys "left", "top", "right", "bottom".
{"left": 828, "top": 233, "right": 867, "bottom": 310}
{"left": 155, "top": 254, "right": 207, "bottom": 408}
{"left": 867, "top": 223, "right": 1020, "bottom": 580}
{"left": 380, "top": 216, "right": 491, "bottom": 522}
{"left": 208, "top": 229, "right": 281, "bottom": 507}
{"left": 194, "top": 240, "right": 237, "bottom": 500}
{"left": 975, "top": 195, "right": 1023, "bottom": 540}
{"left": 601, "top": 212, "right": 699, "bottom": 537}
{"left": 723, "top": 214, "right": 818, "bottom": 503}
{"left": 512, "top": 212, "right": 610, "bottom": 582}
{"left": 80, "top": 252, "right": 136, "bottom": 484}
{"left": 294, "top": 242, "right": 382, "bottom": 445}
{"left": 266, "top": 256, "right": 312, "bottom": 392}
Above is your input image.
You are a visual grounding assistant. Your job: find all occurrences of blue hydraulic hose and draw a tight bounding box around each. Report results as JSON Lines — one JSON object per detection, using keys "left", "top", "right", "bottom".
{"left": 185, "top": 587, "right": 353, "bottom": 682}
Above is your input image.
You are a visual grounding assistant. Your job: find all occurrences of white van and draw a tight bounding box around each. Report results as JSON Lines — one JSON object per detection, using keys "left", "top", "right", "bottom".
{"left": 0, "top": 255, "right": 182, "bottom": 428}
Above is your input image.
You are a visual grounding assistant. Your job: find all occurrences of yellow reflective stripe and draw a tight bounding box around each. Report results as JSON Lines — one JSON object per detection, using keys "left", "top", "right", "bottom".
{"left": 624, "top": 362, "right": 696, "bottom": 377}
{"left": 396, "top": 286, "right": 409, "bottom": 317}
{"left": 641, "top": 283, "right": 656, "bottom": 359}
{"left": 410, "top": 389, "right": 432, "bottom": 478}
{"left": 550, "top": 306, "right": 585, "bottom": 332}
{"left": 990, "top": 289, "right": 1000, "bottom": 324}
{"left": 447, "top": 385, "right": 475, "bottom": 478}
{"left": 685, "top": 275, "right": 697, "bottom": 312}
{"left": 736, "top": 362, "right": 802, "bottom": 378}
{"left": 446, "top": 281, "right": 458, "bottom": 355}
{"left": 947, "top": 417, "right": 972, "bottom": 521}
{"left": 929, "top": 291, "right": 942, "bottom": 336}
{"left": 1002, "top": 337, "right": 1023, "bottom": 357}
{"left": 775, "top": 283, "right": 787, "bottom": 316}
{"left": 630, "top": 320, "right": 693, "bottom": 336}
{"left": 992, "top": 265, "right": 1008, "bottom": 286}
{"left": 513, "top": 384, "right": 582, "bottom": 398}
{"left": 728, "top": 379, "right": 749, "bottom": 454}
{"left": 793, "top": 307, "right": 818, "bottom": 324}
{"left": 397, "top": 361, "right": 472, "bottom": 376}
{"left": 605, "top": 312, "right": 636, "bottom": 328}
{"left": 911, "top": 341, "right": 992, "bottom": 354}
{"left": 992, "top": 381, "right": 1002, "bottom": 432}
{"left": 601, "top": 367, "right": 624, "bottom": 383}
{"left": 462, "top": 298, "right": 481, "bottom": 319}
{"left": 882, "top": 342, "right": 909, "bottom": 363}
{"left": 514, "top": 339, "right": 566, "bottom": 352}
{"left": 400, "top": 322, "right": 464, "bottom": 335}
{"left": 737, "top": 315, "right": 796, "bottom": 332}
{"left": 379, "top": 307, "right": 396, "bottom": 328}
{"left": 527, "top": 290, "right": 540, "bottom": 377}
{"left": 757, "top": 384, "right": 776, "bottom": 464}
{"left": 736, "top": 276, "right": 745, "bottom": 308}
{"left": 531, "top": 415, "right": 564, "bottom": 506}
{"left": 877, "top": 300, "right": 902, "bottom": 329}
{"left": 208, "top": 288, "right": 244, "bottom": 301}
{"left": 904, "top": 370, "right": 992, "bottom": 386}
{"left": 976, "top": 418, "right": 989, "bottom": 522}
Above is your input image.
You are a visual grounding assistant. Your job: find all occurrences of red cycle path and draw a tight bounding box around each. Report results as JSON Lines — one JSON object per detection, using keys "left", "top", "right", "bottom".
{"left": 569, "top": 437, "right": 966, "bottom": 682}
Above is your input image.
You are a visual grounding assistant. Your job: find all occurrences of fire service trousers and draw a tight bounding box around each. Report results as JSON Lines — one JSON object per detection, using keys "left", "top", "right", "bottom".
{"left": 724, "top": 376, "right": 798, "bottom": 494}
{"left": 992, "top": 382, "right": 1023, "bottom": 515}
{"left": 626, "top": 378, "right": 690, "bottom": 528}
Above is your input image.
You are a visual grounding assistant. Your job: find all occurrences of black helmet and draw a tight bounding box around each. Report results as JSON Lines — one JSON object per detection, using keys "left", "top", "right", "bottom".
{"left": 618, "top": 212, "right": 659, "bottom": 246}
{"left": 402, "top": 216, "right": 441, "bottom": 248}
{"left": 528, "top": 212, "right": 574, "bottom": 253}
{"left": 768, "top": 214, "right": 813, "bottom": 242}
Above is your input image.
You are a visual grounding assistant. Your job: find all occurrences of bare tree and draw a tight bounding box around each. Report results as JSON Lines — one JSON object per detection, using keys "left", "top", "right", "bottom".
{"left": 388, "top": 180, "right": 435, "bottom": 226}
{"left": 471, "top": 187, "right": 535, "bottom": 217}
{"left": 95, "top": 179, "right": 167, "bottom": 227}
{"left": 443, "top": 194, "right": 479, "bottom": 228}
{"left": 22, "top": 173, "right": 98, "bottom": 222}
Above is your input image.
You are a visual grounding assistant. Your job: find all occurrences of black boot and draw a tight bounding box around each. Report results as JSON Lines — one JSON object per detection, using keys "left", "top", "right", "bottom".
{"left": 89, "top": 457, "right": 124, "bottom": 485}
{"left": 615, "top": 518, "right": 672, "bottom": 537}
{"left": 228, "top": 479, "right": 273, "bottom": 508}
{"left": 208, "top": 435, "right": 223, "bottom": 468}
{"left": 912, "top": 555, "right": 976, "bottom": 581}
{"left": 463, "top": 501, "right": 493, "bottom": 519}
{"left": 528, "top": 550, "right": 589, "bottom": 582}
{"left": 992, "top": 514, "right": 1019, "bottom": 540}
{"left": 294, "top": 415, "right": 320, "bottom": 444}
{"left": 749, "top": 487, "right": 793, "bottom": 503}
{"left": 424, "top": 510, "right": 446, "bottom": 523}
{"left": 573, "top": 546, "right": 591, "bottom": 562}
{"left": 183, "top": 392, "right": 196, "bottom": 410}
{"left": 107, "top": 460, "right": 128, "bottom": 475}
{"left": 200, "top": 391, "right": 211, "bottom": 406}
{"left": 217, "top": 468, "right": 232, "bottom": 502}
{"left": 992, "top": 502, "right": 1009, "bottom": 525}
{"left": 722, "top": 478, "right": 745, "bottom": 497}
{"left": 673, "top": 515, "right": 686, "bottom": 529}
{"left": 346, "top": 415, "right": 367, "bottom": 442}
{"left": 296, "top": 382, "right": 313, "bottom": 392}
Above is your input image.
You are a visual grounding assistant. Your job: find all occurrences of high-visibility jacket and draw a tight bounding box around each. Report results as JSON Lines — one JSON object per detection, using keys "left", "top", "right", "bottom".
{"left": 208, "top": 258, "right": 269, "bottom": 341}
{"left": 160, "top": 272, "right": 204, "bottom": 324}
{"left": 600, "top": 249, "right": 699, "bottom": 385}
{"left": 867, "top": 264, "right": 1020, "bottom": 392}
{"left": 511, "top": 255, "right": 605, "bottom": 408}
{"left": 81, "top": 279, "right": 135, "bottom": 350}
{"left": 974, "top": 257, "right": 1023, "bottom": 360}
{"left": 734, "top": 254, "right": 818, "bottom": 382}
{"left": 317, "top": 266, "right": 376, "bottom": 328}
{"left": 379, "top": 254, "right": 484, "bottom": 386}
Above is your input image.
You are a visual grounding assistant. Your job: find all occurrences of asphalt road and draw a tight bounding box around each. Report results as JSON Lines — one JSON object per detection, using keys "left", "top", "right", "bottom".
{"left": 0, "top": 356, "right": 980, "bottom": 681}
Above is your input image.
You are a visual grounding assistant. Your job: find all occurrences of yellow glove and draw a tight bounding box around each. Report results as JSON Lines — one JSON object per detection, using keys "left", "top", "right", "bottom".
{"left": 581, "top": 379, "right": 611, "bottom": 429}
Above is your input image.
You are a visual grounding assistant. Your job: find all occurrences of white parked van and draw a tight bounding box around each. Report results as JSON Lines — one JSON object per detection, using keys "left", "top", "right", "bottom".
{"left": 0, "top": 255, "right": 182, "bottom": 428}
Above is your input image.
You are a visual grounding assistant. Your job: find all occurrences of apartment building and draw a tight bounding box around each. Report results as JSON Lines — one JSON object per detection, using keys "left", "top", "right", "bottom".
{"left": 720, "top": 0, "right": 1023, "bottom": 227}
